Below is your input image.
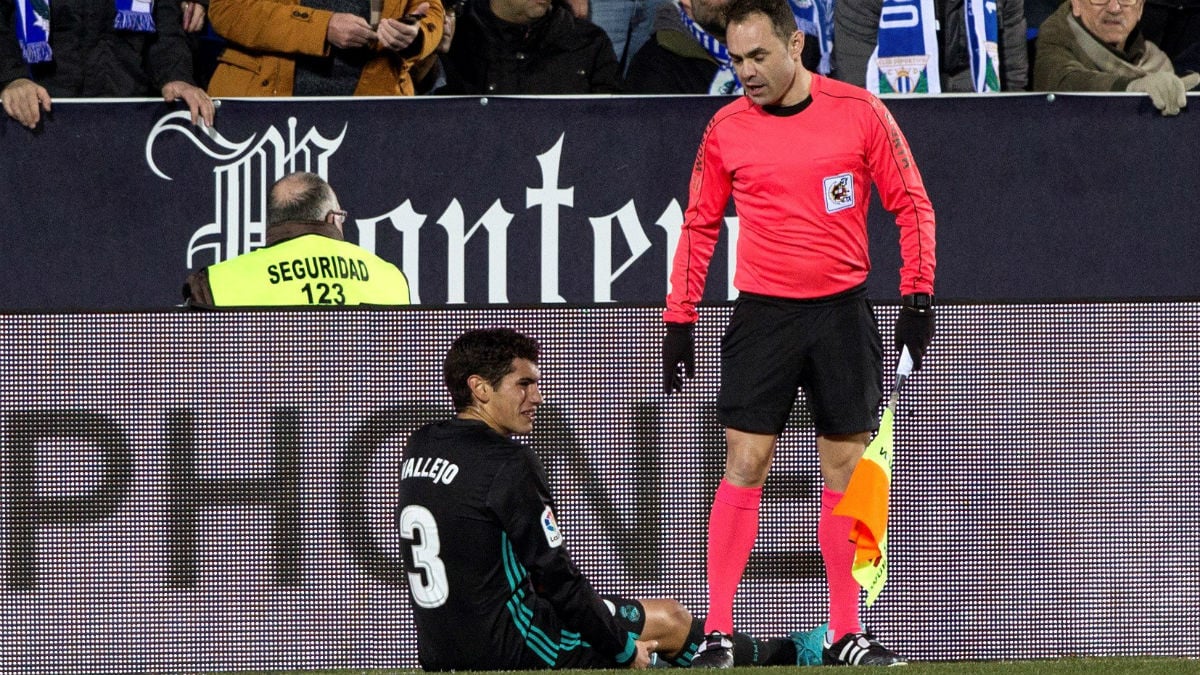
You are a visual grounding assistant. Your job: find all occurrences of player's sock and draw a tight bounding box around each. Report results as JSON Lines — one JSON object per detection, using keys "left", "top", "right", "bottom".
{"left": 666, "top": 617, "right": 707, "bottom": 666}
{"left": 732, "top": 633, "right": 798, "bottom": 666}
{"left": 703, "top": 479, "right": 761, "bottom": 635}
{"left": 819, "top": 486, "right": 861, "bottom": 641}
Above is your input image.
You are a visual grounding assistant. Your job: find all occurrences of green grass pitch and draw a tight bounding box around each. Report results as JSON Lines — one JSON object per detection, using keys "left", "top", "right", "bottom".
{"left": 205, "top": 658, "right": 1199, "bottom": 675}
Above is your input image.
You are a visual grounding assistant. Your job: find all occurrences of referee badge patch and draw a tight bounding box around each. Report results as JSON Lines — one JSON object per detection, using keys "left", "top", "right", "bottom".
{"left": 541, "top": 506, "right": 563, "bottom": 548}
{"left": 823, "top": 173, "right": 855, "bottom": 213}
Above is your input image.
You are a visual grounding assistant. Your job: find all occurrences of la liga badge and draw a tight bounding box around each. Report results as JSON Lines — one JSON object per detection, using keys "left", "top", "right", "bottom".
{"left": 541, "top": 506, "right": 563, "bottom": 548}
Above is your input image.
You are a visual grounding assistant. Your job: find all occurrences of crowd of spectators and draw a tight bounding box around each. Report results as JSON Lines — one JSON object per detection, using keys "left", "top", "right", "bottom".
{"left": 2, "top": 0, "right": 1198, "bottom": 128}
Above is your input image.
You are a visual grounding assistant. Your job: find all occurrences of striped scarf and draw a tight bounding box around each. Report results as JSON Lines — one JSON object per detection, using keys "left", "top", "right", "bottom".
{"left": 867, "top": 0, "right": 999, "bottom": 94}
{"left": 789, "top": 0, "right": 834, "bottom": 75}
{"left": 15, "top": 0, "right": 157, "bottom": 64}
{"left": 679, "top": 3, "right": 742, "bottom": 95}
{"left": 679, "top": 0, "right": 835, "bottom": 94}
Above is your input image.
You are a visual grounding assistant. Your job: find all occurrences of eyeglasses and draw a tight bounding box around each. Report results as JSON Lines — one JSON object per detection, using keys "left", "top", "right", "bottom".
{"left": 1085, "top": 0, "right": 1140, "bottom": 6}
{"left": 325, "top": 209, "right": 348, "bottom": 226}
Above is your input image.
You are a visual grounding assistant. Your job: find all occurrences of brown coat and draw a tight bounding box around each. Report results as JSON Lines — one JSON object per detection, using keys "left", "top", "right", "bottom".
{"left": 1032, "top": 2, "right": 1171, "bottom": 92}
{"left": 207, "top": 0, "right": 443, "bottom": 96}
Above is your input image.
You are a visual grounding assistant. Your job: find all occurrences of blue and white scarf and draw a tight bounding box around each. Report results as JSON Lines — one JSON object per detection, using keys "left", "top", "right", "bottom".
{"left": 679, "top": 0, "right": 834, "bottom": 94}
{"left": 867, "top": 0, "right": 999, "bottom": 94}
{"left": 789, "top": 0, "right": 834, "bottom": 75}
{"left": 964, "top": 0, "right": 999, "bottom": 91}
{"left": 679, "top": 3, "right": 742, "bottom": 96}
{"left": 114, "top": 0, "right": 157, "bottom": 32}
{"left": 16, "top": 0, "right": 156, "bottom": 64}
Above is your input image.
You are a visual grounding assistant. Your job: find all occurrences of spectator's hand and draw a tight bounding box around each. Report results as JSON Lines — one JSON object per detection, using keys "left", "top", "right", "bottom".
{"left": 180, "top": 0, "right": 207, "bottom": 32}
{"left": 630, "top": 639, "right": 659, "bottom": 669}
{"left": 662, "top": 322, "right": 695, "bottom": 394}
{"left": 894, "top": 294, "right": 934, "bottom": 370}
{"left": 1126, "top": 71, "right": 1196, "bottom": 116}
{"left": 564, "top": 0, "right": 587, "bottom": 18}
{"left": 327, "top": 12, "right": 376, "bottom": 49}
{"left": 1, "top": 78, "right": 52, "bottom": 129}
{"left": 377, "top": 2, "right": 429, "bottom": 52}
{"left": 161, "top": 80, "right": 215, "bottom": 127}
{"left": 438, "top": 4, "right": 456, "bottom": 53}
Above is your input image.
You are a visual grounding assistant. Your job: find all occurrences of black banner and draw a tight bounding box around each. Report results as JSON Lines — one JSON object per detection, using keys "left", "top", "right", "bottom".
{"left": 2, "top": 94, "right": 1197, "bottom": 310}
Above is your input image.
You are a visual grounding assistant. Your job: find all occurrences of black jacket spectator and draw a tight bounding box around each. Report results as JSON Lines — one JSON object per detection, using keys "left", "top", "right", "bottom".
{"left": 622, "top": 0, "right": 720, "bottom": 94}
{"left": 1143, "top": 0, "right": 1200, "bottom": 73}
{"left": 0, "top": 0, "right": 194, "bottom": 96}
{"left": 622, "top": 0, "right": 819, "bottom": 94}
{"left": 438, "top": 0, "right": 619, "bottom": 94}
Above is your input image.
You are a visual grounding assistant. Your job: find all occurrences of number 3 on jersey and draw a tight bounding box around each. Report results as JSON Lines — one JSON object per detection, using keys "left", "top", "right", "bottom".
{"left": 399, "top": 505, "right": 449, "bottom": 608}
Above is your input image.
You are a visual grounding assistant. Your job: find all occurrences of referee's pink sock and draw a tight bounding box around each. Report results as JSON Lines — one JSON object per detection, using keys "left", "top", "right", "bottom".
{"left": 820, "top": 486, "right": 862, "bottom": 642}
{"left": 703, "top": 479, "right": 762, "bottom": 635}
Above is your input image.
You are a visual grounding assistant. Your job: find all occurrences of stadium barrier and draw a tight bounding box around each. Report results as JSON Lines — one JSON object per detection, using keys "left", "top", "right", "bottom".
{"left": 2, "top": 93, "right": 1198, "bottom": 310}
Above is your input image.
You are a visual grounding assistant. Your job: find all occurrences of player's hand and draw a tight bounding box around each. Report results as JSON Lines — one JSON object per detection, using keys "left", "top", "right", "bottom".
{"left": 629, "top": 639, "right": 659, "bottom": 668}
{"left": 663, "top": 322, "right": 695, "bottom": 394}
{"left": 894, "top": 293, "right": 934, "bottom": 369}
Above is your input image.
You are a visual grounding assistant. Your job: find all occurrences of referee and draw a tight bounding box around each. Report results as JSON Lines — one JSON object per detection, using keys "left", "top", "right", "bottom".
{"left": 661, "top": 0, "right": 936, "bottom": 667}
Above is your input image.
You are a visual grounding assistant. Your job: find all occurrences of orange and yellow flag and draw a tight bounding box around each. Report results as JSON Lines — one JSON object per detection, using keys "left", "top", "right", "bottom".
{"left": 832, "top": 348, "right": 912, "bottom": 606}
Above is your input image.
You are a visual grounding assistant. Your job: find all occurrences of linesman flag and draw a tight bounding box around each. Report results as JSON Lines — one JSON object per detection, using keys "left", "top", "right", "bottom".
{"left": 833, "top": 347, "right": 914, "bottom": 606}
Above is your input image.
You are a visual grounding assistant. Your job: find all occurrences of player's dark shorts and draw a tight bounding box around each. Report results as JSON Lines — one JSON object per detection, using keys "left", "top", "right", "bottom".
{"left": 542, "top": 596, "right": 649, "bottom": 669}
{"left": 718, "top": 286, "right": 883, "bottom": 436}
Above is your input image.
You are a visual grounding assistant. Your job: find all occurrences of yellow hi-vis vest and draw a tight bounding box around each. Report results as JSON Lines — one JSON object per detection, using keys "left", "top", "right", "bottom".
{"left": 206, "top": 234, "right": 410, "bottom": 306}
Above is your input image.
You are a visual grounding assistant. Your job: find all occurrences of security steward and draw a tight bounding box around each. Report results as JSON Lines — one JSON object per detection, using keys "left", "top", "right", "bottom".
{"left": 182, "top": 172, "right": 410, "bottom": 307}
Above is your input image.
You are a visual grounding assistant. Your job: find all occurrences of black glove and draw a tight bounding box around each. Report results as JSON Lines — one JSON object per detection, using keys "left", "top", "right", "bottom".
{"left": 894, "top": 293, "right": 935, "bottom": 369}
{"left": 662, "top": 322, "right": 695, "bottom": 394}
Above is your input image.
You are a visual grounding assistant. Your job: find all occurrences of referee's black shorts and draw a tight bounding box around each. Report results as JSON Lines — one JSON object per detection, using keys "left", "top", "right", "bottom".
{"left": 717, "top": 286, "right": 883, "bottom": 436}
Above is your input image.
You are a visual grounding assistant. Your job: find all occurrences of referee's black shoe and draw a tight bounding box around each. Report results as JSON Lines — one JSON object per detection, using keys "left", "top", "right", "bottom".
{"left": 690, "top": 631, "right": 734, "bottom": 668}
{"left": 823, "top": 632, "right": 907, "bottom": 666}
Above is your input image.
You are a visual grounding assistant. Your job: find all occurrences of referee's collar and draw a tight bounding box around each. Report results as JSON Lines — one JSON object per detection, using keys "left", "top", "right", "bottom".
{"left": 762, "top": 95, "right": 813, "bottom": 116}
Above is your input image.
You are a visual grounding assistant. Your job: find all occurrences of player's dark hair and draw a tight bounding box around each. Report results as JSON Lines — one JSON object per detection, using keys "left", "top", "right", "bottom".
{"left": 444, "top": 328, "right": 541, "bottom": 412}
{"left": 267, "top": 172, "right": 336, "bottom": 225}
{"left": 724, "top": 0, "right": 796, "bottom": 44}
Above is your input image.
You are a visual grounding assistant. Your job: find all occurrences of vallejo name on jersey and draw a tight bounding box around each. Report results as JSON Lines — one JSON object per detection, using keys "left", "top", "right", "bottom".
{"left": 401, "top": 456, "right": 459, "bottom": 485}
